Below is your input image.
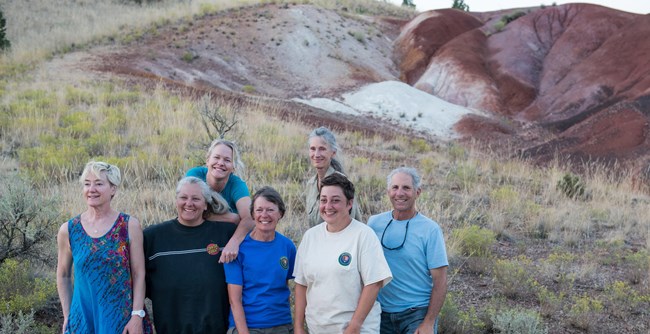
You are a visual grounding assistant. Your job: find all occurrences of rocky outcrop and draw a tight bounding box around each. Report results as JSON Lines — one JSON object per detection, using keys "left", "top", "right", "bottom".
{"left": 396, "top": 4, "right": 650, "bottom": 172}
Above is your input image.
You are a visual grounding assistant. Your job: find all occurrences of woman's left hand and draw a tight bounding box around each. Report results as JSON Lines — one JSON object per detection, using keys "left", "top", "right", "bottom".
{"left": 122, "top": 316, "right": 143, "bottom": 334}
{"left": 343, "top": 323, "right": 361, "bottom": 334}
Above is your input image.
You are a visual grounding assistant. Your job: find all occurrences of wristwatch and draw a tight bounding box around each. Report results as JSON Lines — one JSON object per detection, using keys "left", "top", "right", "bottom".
{"left": 131, "top": 310, "right": 145, "bottom": 318}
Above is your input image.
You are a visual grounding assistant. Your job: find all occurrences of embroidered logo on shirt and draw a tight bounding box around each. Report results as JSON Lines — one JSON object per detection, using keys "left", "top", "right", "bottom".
{"left": 206, "top": 243, "right": 221, "bottom": 255}
{"left": 280, "top": 256, "right": 289, "bottom": 270}
{"left": 338, "top": 252, "right": 352, "bottom": 266}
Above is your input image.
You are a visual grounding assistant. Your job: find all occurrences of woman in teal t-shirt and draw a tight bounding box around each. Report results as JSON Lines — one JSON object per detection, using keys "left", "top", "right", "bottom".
{"left": 186, "top": 138, "right": 254, "bottom": 263}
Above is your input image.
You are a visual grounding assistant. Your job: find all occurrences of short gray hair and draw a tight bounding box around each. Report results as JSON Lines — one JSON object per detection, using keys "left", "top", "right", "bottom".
{"left": 176, "top": 177, "right": 230, "bottom": 215}
{"left": 387, "top": 167, "right": 421, "bottom": 190}
{"left": 80, "top": 161, "right": 121, "bottom": 187}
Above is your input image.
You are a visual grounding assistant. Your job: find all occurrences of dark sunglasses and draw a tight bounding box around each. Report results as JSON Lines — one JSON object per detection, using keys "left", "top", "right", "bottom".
{"left": 380, "top": 213, "right": 417, "bottom": 250}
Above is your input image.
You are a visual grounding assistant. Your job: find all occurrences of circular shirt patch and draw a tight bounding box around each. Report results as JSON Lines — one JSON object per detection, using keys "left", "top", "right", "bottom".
{"left": 279, "top": 256, "right": 289, "bottom": 270}
{"left": 338, "top": 252, "right": 352, "bottom": 266}
{"left": 206, "top": 243, "right": 220, "bottom": 255}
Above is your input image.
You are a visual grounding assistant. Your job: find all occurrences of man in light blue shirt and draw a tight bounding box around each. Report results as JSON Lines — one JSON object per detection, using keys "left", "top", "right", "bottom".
{"left": 368, "top": 167, "right": 448, "bottom": 334}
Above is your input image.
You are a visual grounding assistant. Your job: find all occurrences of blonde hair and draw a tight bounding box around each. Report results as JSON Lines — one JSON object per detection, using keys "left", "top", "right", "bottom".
{"left": 80, "top": 161, "right": 121, "bottom": 187}
{"left": 206, "top": 139, "right": 245, "bottom": 176}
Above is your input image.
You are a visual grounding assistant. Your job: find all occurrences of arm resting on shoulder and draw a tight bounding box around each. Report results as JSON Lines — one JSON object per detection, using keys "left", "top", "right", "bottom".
{"left": 207, "top": 211, "right": 240, "bottom": 224}
{"left": 56, "top": 223, "right": 73, "bottom": 334}
{"left": 219, "top": 196, "right": 254, "bottom": 263}
{"left": 414, "top": 266, "right": 448, "bottom": 334}
{"left": 345, "top": 280, "right": 383, "bottom": 334}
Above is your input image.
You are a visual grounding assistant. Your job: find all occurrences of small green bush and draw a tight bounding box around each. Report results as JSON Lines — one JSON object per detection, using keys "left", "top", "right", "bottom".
{"left": 556, "top": 173, "right": 585, "bottom": 199}
{"left": 242, "top": 85, "right": 256, "bottom": 94}
{"left": 491, "top": 308, "right": 547, "bottom": 334}
{"left": 493, "top": 256, "right": 536, "bottom": 299}
{"left": 0, "top": 260, "right": 57, "bottom": 316}
{"left": 567, "top": 295, "right": 603, "bottom": 331}
{"left": 59, "top": 111, "right": 94, "bottom": 139}
{"left": 439, "top": 292, "right": 486, "bottom": 334}
{"left": 603, "top": 281, "right": 645, "bottom": 319}
{"left": 493, "top": 20, "right": 506, "bottom": 32}
{"left": 623, "top": 249, "right": 649, "bottom": 285}
{"left": 536, "top": 285, "right": 565, "bottom": 317}
{"left": 502, "top": 11, "right": 527, "bottom": 24}
{"left": 409, "top": 138, "right": 430, "bottom": 154}
{"left": 347, "top": 30, "right": 365, "bottom": 44}
{"left": 452, "top": 225, "right": 496, "bottom": 257}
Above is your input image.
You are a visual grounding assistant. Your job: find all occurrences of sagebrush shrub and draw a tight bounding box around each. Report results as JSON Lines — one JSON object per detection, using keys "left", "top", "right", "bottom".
{"left": 491, "top": 308, "right": 547, "bottom": 334}
{"left": 493, "top": 256, "right": 536, "bottom": 299}
{"left": 0, "top": 310, "right": 36, "bottom": 334}
{"left": 0, "top": 176, "right": 60, "bottom": 263}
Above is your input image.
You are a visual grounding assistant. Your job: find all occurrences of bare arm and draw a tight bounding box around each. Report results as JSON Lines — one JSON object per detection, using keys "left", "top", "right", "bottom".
{"left": 207, "top": 211, "right": 240, "bottom": 224}
{"left": 414, "top": 267, "right": 448, "bottom": 334}
{"left": 56, "top": 223, "right": 73, "bottom": 334}
{"left": 219, "top": 196, "right": 254, "bottom": 263}
{"left": 227, "top": 284, "right": 249, "bottom": 334}
{"left": 123, "top": 218, "right": 145, "bottom": 334}
{"left": 344, "top": 281, "right": 383, "bottom": 334}
{"left": 294, "top": 283, "right": 308, "bottom": 334}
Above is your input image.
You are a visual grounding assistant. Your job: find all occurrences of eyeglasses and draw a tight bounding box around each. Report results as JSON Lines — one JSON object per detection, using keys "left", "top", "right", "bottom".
{"left": 380, "top": 213, "right": 416, "bottom": 250}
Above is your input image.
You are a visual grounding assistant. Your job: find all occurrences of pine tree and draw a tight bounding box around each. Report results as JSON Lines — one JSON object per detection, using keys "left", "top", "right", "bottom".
{"left": 402, "top": 1, "right": 416, "bottom": 9}
{"left": 0, "top": 9, "right": 10, "bottom": 51}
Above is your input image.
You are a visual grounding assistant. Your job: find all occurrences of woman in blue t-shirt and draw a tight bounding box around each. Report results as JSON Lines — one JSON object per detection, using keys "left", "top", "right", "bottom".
{"left": 186, "top": 139, "right": 255, "bottom": 263}
{"left": 224, "top": 186, "right": 297, "bottom": 334}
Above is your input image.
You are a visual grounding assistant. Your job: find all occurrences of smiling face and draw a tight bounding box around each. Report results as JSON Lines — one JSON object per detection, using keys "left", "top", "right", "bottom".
{"left": 83, "top": 171, "right": 116, "bottom": 208}
{"left": 176, "top": 182, "right": 208, "bottom": 226}
{"left": 319, "top": 185, "right": 352, "bottom": 225}
{"left": 388, "top": 172, "right": 421, "bottom": 216}
{"left": 206, "top": 143, "right": 235, "bottom": 182}
{"left": 309, "top": 136, "right": 336, "bottom": 171}
{"left": 253, "top": 196, "right": 282, "bottom": 234}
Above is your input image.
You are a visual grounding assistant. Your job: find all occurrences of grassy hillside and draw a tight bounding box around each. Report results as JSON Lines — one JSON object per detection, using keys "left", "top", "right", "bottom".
{"left": 0, "top": 1, "right": 648, "bottom": 333}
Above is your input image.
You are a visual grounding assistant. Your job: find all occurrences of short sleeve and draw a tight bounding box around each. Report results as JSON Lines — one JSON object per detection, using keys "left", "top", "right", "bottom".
{"left": 358, "top": 224, "right": 392, "bottom": 287}
{"left": 224, "top": 257, "right": 244, "bottom": 286}
{"left": 426, "top": 225, "right": 449, "bottom": 270}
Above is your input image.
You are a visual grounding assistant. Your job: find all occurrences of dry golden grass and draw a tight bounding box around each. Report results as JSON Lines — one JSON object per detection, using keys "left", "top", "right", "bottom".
{"left": 0, "top": 0, "right": 648, "bottom": 332}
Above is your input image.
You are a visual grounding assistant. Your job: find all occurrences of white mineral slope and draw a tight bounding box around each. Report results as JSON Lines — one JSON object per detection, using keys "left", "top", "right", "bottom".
{"left": 294, "top": 81, "right": 479, "bottom": 140}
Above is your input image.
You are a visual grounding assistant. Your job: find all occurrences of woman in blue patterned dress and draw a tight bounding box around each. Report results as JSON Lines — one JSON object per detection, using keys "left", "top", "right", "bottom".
{"left": 56, "top": 161, "right": 152, "bottom": 334}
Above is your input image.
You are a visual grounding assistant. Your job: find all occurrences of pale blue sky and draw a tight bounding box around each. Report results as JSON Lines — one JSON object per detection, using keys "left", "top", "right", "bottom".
{"left": 389, "top": 1, "right": 649, "bottom": 14}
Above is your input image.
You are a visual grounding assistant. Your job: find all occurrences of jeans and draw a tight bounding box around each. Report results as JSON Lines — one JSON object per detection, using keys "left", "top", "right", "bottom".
{"left": 380, "top": 306, "right": 438, "bottom": 334}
